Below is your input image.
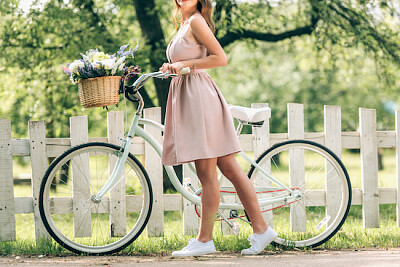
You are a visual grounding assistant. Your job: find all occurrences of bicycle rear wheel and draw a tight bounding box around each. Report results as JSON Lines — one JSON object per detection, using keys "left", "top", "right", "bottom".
{"left": 39, "top": 142, "right": 153, "bottom": 255}
{"left": 247, "top": 140, "right": 351, "bottom": 248}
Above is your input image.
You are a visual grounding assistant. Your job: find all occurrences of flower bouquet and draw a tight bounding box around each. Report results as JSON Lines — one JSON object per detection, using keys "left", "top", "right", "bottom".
{"left": 63, "top": 44, "right": 140, "bottom": 108}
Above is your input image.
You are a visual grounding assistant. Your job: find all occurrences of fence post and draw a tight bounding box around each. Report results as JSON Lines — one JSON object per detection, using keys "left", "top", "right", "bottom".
{"left": 359, "top": 108, "right": 379, "bottom": 228}
{"left": 287, "top": 103, "right": 306, "bottom": 232}
{"left": 396, "top": 111, "right": 400, "bottom": 228}
{"left": 28, "top": 121, "right": 51, "bottom": 241}
{"left": 108, "top": 111, "right": 126, "bottom": 236}
{"left": 70, "top": 116, "right": 91, "bottom": 237}
{"left": 252, "top": 103, "right": 272, "bottom": 227}
{"left": 324, "top": 106, "right": 342, "bottom": 226}
{"left": 183, "top": 163, "right": 199, "bottom": 235}
{"left": 0, "top": 119, "right": 16, "bottom": 241}
{"left": 144, "top": 107, "right": 164, "bottom": 237}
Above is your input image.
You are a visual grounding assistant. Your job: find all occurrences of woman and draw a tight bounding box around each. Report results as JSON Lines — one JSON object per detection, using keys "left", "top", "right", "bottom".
{"left": 159, "top": 0, "right": 278, "bottom": 257}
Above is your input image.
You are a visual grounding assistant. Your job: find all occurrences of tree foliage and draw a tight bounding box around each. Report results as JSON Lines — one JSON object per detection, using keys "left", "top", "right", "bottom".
{"left": 0, "top": 0, "right": 399, "bottom": 139}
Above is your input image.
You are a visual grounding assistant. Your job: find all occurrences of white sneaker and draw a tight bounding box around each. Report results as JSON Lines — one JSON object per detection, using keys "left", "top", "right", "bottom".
{"left": 172, "top": 238, "right": 217, "bottom": 257}
{"left": 241, "top": 227, "right": 278, "bottom": 255}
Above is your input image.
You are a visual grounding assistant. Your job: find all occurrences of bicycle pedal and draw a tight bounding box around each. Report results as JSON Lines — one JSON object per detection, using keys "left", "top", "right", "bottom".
{"left": 230, "top": 210, "right": 238, "bottom": 218}
{"left": 230, "top": 210, "right": 252, "bottom": 225}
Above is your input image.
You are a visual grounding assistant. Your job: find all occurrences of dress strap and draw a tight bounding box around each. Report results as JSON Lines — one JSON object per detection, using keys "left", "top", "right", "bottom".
{"left": 182, "top": 13, "right": 202, "bottom": 32}
{"left": 180, "top": 13, "right": 203, "bottom": 45}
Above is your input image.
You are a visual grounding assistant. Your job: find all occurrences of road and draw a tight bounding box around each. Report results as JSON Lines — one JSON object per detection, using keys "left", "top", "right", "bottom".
{"left": 1, "top": 249, "right": 399, "bottom": 266}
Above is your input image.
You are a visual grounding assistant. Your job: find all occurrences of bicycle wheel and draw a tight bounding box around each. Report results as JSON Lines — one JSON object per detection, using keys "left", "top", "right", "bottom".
{"left": 39, "top": 142, "right": 153, "bottom": 255}
{"left": 247, "top": 140, "right": 351, "bottom": 248}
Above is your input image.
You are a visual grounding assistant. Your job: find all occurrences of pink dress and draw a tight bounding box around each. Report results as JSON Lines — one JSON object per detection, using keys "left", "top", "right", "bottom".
{"left": 161, "top": 13, "right": 241, "bottom": 166}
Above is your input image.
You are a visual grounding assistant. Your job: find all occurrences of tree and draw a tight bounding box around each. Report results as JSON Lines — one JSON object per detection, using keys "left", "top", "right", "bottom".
{"left": 2, "top": 0, "right": 398, "bottom": 135}
{"left": 133, "top": 0, "right": 399, "bottom": 111}
{"left": 1, "top": 0, "right": 399, "bottom": 190}
{"left": 0, "top": 0, "right": 151, "bottom": 138}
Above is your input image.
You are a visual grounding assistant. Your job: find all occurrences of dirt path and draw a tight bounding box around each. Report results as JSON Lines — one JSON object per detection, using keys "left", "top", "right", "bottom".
{"left": 1, "top": 249, "right": 400, "bottom": 266}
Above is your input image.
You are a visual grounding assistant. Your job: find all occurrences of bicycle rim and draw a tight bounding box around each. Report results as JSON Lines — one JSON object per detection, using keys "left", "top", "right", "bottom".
{"left": 248, "top": 140, "right": 351, "bottom": 248}
{"left": 39, "top": 143, "right": 152, "bottom": 255}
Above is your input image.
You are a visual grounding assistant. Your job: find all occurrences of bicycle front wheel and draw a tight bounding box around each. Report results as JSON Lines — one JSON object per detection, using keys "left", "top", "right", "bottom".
{"left": 39, "top": 142, "right": 153, "bottom": 255}
{"left": 247, "top": 140, "right": 351, "bottom": 248}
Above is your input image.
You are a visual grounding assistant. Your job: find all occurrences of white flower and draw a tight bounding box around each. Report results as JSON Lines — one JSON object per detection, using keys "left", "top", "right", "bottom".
{"left": 69, "top": 60, "right": 84, "bottom": 73}
{"left": 70, "top": 76, "right": 78, "bottom": 85}
{"left": 111, "top": 56, "right": 126, "bottom": 75}
{"left": 93, "top": 51, "right": 110, "bottom": 62}
{"left": 92, "top": 62, "right": 101, "bottom": 68}
{"left": 80, "top": 53, "right": 89, "bottom": 62}
{"left": 115, "top": 56, "right": 126, "bottom": 66}
{"left": 101, "top": 58, "right": 116, "bottom": 70}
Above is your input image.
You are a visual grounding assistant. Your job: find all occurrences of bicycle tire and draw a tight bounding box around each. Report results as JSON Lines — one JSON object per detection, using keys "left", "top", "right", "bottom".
{"left": 39, "top": 142, "right": 153, "bottom": 255}
{"left": 247, "top": 140, "right": 351, "bottom": 248}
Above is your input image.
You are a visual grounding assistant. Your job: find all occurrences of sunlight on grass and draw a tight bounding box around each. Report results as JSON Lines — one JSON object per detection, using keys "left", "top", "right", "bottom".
{"left": 342, "top": 149, "right": 396, "bottom": 188}
{"left": 1, "top": 205, "right": 399, "bottom": 255}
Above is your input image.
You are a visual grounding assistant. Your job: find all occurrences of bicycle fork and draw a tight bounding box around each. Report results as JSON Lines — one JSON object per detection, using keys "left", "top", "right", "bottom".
{"left": 91, "top": 111, "right": 142, "bottom": 203}
{"left": 91, "top": 137, "right": 133, "bottom": 203}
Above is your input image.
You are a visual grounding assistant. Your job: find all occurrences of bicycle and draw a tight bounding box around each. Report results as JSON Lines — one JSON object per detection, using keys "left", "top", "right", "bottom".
{"left": 39, "top": 68, "right": 352, "bottom": 255}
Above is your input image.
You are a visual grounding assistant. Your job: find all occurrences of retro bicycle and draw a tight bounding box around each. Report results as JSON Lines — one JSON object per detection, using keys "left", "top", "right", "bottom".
{"left": 39, "top": 68, "right": 352, "bottom": 254}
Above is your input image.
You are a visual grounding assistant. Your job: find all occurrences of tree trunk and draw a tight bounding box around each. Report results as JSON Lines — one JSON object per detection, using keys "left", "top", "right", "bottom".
{"left": 133, "top": 0, "right": 183, "bottom": 191}
{"left": 132, "top": 0, "right": 171, "bottom": 119}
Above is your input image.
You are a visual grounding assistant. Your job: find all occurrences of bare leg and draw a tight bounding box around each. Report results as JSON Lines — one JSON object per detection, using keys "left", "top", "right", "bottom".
{"left": 217, "top": 153, "right": 268, "bottom": 234}
{"left": 194, "top": 157, "right": 219, "bottom": 242}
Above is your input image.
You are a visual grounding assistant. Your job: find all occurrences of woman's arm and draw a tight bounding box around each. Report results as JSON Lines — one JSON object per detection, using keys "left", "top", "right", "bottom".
{"left": 186, "top": 15, "right": 227, "bottom": 69}
{"left": 160, "top": 15, "right": 227, "bottom": 74}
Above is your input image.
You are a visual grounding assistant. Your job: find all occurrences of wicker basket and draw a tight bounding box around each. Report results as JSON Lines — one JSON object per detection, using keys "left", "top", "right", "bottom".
{"left": 78, "top": 76, "right": 121, "bottom": 108}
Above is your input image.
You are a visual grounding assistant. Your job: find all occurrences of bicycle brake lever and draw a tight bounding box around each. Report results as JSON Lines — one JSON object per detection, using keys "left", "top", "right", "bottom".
{"left": 155, "top": 72, "right": 176, "bottom": 78}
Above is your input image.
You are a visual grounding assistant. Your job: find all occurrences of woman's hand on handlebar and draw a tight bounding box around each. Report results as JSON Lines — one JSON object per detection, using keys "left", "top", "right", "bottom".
{"left": 159, "top": 62, "right": 186, "bottom": 76}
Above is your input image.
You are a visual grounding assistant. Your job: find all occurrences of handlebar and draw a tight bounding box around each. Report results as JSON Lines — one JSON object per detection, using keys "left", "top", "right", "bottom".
{"left": 124, "top": 67, "right": 190, "bottom": 95}
{"left": 121, "top": 67, "right": 191, "bottom": 115}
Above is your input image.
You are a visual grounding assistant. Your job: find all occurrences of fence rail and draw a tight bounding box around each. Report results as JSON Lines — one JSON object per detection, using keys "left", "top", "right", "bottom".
{"left": 1, "top": 103, "right": 400, "bottom": 242}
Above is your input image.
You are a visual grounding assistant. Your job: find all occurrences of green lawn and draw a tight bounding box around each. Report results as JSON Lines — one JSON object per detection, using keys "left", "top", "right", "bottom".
{"left": 343, "top": 149, "right": 397, "bottom": 188}
{"left": 1, "top": 205, "right": 399, "bottom": 255}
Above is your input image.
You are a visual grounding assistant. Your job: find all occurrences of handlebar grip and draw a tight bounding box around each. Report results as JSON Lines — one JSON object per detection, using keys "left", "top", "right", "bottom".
{"left": 178, "top": 67, "right": 191, "bottom": 75}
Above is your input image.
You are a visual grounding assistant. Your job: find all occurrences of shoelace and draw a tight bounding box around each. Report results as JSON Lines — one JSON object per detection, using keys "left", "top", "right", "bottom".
{"left": 182, "top": 238, "right": 197, "bottom": 251}
{"left": 247, "top": 235, "right": 258, "bottom": 251}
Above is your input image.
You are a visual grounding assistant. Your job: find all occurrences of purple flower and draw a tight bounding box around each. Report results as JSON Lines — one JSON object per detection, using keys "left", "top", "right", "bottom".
{"left": 62, "top": 66, "right": 71, "bottom": 76}
{"left": 117, "top": 44, "right": 129, "bottom": 57}
{"left": 117, "top": 43, "right": 139, "bottom": 58}
{"left": 120, "top": 44, "right": 129, "bottom": 52}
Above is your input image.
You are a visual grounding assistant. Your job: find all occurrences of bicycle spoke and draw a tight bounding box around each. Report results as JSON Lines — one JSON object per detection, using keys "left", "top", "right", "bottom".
{"left": 249, "top": 141, "right": 350, "bottom": 248}
{"left": 40, "top": 144, "right": 152, "bottom": 254}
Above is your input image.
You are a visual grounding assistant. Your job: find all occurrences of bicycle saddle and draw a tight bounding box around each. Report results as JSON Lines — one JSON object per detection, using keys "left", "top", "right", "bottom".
{"left": 229, "top": 105, "right": 271, "bottom": 123}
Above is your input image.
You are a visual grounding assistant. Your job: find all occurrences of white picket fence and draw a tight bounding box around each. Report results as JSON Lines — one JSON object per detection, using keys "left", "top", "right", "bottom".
{"left": 1, "top": 103, "right": 400, "bottom": 243}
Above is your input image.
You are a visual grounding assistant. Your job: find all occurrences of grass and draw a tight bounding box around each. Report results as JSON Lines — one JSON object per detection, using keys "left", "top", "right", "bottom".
{"left": 343, "top": 148, "right": 397, "bottom": 188}
{"left": 3, "top": 149, "right": 399, "bottom": 255}
{"left": 1, "top": 205, "right": 399, "bottom": 256}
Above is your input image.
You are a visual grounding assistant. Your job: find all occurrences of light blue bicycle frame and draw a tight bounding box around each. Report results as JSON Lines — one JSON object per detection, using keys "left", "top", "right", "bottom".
{"left": 92, "top": 72, "right": 299, "bottom": 210}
